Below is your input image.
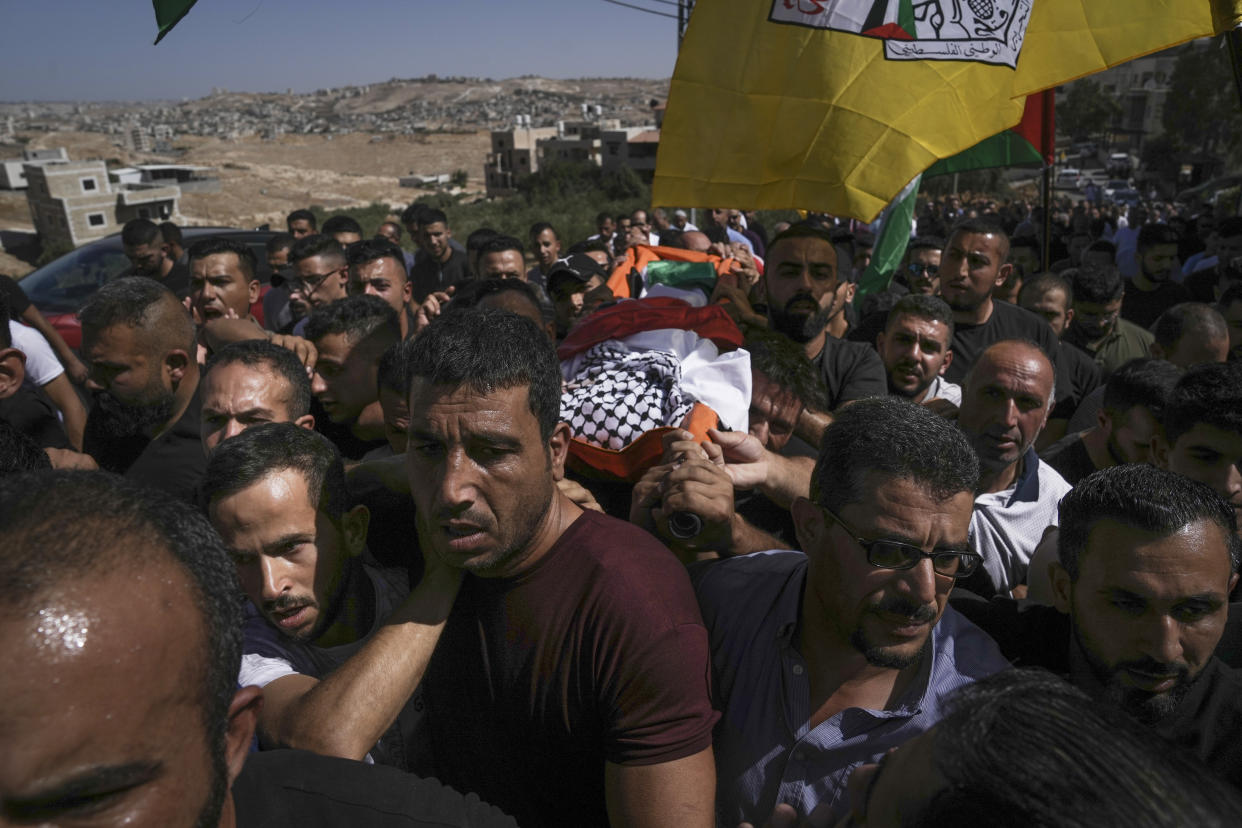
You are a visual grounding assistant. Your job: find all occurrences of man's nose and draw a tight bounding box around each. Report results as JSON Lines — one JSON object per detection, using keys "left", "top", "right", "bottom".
{"left": 1137, "top": 613, "right": 1184, "bottom": 666}
{"left": 437, "top": 447, "right": 477, "bottom": 511}
{"left": 896, "top": 556, "right": 938, "bottom": 605}
{"left": 259, "top": 557, "right": 291, "bottom": 603}
{"left": 310, "top": 372, "right": 327, "bottom": 395}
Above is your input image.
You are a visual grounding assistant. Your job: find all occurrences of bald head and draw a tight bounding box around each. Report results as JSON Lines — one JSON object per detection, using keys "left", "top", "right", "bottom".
{"left": 681, "top": 230, "right": 711, "bottom": 252}
{"left": 959, "top": 340, "right": 1055, "bottom": 475}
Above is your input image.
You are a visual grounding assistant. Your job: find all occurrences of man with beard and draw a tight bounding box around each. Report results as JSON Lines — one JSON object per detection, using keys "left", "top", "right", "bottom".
{"left": 692, "top": 398, "right": 1008, "bottom": 826}
{"left": 80, "top": 277, "right": 206, "bottom": 502}
{"left": 952, "top": 464, "right": 1242, "bottom": 790}
{"left": 937, "top": 219, "right": 1058, "bottom": 385}
{"left": 204, "top": 424, "right": 438, "bottom": 769}
{"left": 404, "top": 309, "right": 719, "bottom": 828}
{"left": 1040, "top": 357, "right": 1181, "bottom": 485}
{"left": 0, "top": 469, "right": 518, "bottom": 827}
{"left": 957, "top": 340, "right": 1071, "bottom": 597}
{"left": 1122, "top": 224, "right": 1191, "bottom": 329}
{"left": 1063, "top": 264, "right": 1155, "bottom": 378}
{"left": 876, "top": 294, "right": 959, "bottom": 405}
{"left": 120, "top": 217, "right": 191, "bottom": 297}
{"left": 762, "top": 225, "right": 886, "bottom": 408}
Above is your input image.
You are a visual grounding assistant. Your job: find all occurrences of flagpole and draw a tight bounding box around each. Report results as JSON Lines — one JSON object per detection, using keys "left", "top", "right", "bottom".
{"left": 1040, "top": 89, "right": 1055, "bottom": 271}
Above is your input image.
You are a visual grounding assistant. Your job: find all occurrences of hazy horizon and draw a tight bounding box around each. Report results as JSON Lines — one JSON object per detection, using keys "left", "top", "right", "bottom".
{"left": 1, "top": 0, "right": 681, "bottom": 103}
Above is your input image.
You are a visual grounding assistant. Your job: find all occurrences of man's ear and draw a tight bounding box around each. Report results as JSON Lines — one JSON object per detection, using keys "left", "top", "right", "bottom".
{"left": 938, "top": 349, "right": 953, "bottom": 376}
{"left": 1150, "top": 433, "right": 1171, "bottom": 469}
{"left": 402, "top": 279, "right": 413, "bottom": 306}
{"left": 994, "top": 262, "right": 1013, "bottom": 288}
{"left": 548, "top": 421, "right": 572, "bottom": 481}
{"left": 294, "top": 414, "right": 315, "bottom": 432}
{"left": 0, "top": 347, "right": 27, "bottom": 400}
{"left": 791, "top": 497, "right": 826, "bottom": 554}
{"left": 341, "top": 504, "right": 369, "bottom": 558}
{"left": 1064, "top": 307, "right": 1075, "bottom": 328}
{"left": 165, "top": 349, "right": 191, "bottom": 384}
{"left": 224, "top": 685, "right": 263, "bottom": 788}
{"left": 246, "top": 279, "right": 261, "bottom": 306}
{"left": 1050, "top": 562, "right": 1073, "bottom": 614}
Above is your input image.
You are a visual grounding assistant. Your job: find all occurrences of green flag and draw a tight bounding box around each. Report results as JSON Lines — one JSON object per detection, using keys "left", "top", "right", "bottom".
{"left": 153, "top": 0, "right": 198, "bottom": 44}
{"left": 855, "top": 174, "right": 920, "bottom": 302}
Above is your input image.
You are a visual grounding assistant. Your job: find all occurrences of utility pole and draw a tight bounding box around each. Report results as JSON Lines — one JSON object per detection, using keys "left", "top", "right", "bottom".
{"left": 678, "top": 0, "right": 694, "bottom": 48}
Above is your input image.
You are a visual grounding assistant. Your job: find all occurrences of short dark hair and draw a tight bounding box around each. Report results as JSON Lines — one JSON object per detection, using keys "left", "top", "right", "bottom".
{"left": 906, "top": 235, "right": 944, "bottom": 255}
{"left": 289, "top": 234, "right": 346, "bottom": 268}
{"left": 159, "top": 221, "right": 182, "bottom": 245}
{"left": 466, "top": 227, "right": 500, "bottom": 252}
{"left": 572, "top": 239, "right": 612, "bottom": 258}
{"left": 121, "top": 218, "right": 162, "bottom": 247}
{"left": 477, "top": 235, "right": 525, "bottom": 259}
{"left": 811, "top": 396, "right": 978, "bottom": 510}
{"left": 744, "top": 328, "right": 830, "bottom": 412}
{"left": 916, "top": 668, "right": 1242, "bottom": 826}
{"left": 204, "top": 340, "right": 312, "bottom": 419}
{"left": 0, "top": 420, "right": 52, "bottom": 474}
{"left": 266, "top": 233, "right": 294, "bottom": 255}
{"left": 1019, "top": 272, "right": 1073, "bottom": 307}
{"left": 419, "top": 208, "right": 448, "bottom": 228}
{"left": 1216, "top": 281, "right": 1242, "bottom": 312}
{"left": 399, "top": 203, "right": 422, "bottom": 226}
{"left": 1009, "top": 235, "right": 1039, "bottom": 255}
{"left": 1138, "top": 223, "right": 1179, "bottom": 251}
{"left": 286, "top": 209, "right": 316, "bottom": 230}
{"left": 1084, "top": 238, "right": 1117, "bottom": 258}
{"left": 377, "top": 342, "right": 409, "bottom": 396}
{"left": 767, "top": 223, "right": 837, "bottom": 258}
{"left": 186, "top": 237, "right": 257, "bottom": 282}
{"left": 204, "top": 423, "right": 348, "bottom": 522}
{"left": 595, "top": 211, "right": 613, "bottom": 225}
{"left": 79, "top": 277, "right": 195, "bottom": 353}
{"left": 948, "top": 216, "right": 1009, "bottom": 251}
{"left": 1101, "top": 358, "right": 1181, "bottom": 421}
{"left": 304, "top": 294, "right": 400, "bottom": 347}
{"left": 528, "top": 222, "right": 558, "bottom": 240}
{"left": 0, "top": 470, "right": 243, "bottom": 766}
{"left": 885, "top": 294, "right": 955, "bottom": 341}
{"left": 1059, "top": 463, "right": 1241, "bottom": 579}
{"left": 1162, "top": 361, "right": 1242, "bottom": 446}
{"left": 447, "top": 278, "right": 543, "bottom": 319}
{"left": 402, "top": 308, "right": 561, "bottom": 441}
{"left": 1068, "top": 264, "right": 1124, "bottom": 305}
{"left": 321, "top": 215, "right": 363, "bottom": 237}
{"left": 345, "top": 237, "right": 407, "bottom": 276}
{"left": 1151, "top": 302, "right": 1227, "bottom": 353}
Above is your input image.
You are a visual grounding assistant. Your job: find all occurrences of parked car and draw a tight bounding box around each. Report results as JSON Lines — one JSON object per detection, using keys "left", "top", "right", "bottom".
{"left": 1103, "top": 179, "right": 1132, "bottom": 200}
{"left": 1112, "top": 188, "right": 1142, "bottom": 207}
{"left": 1054, "top": 168, "right": 1083, "bottom": 190}
{"left": 16, "top": 227, "right": 278, "bottom": 349}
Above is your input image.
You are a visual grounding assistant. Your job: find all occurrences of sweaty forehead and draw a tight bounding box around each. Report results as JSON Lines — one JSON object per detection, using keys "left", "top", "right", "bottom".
{"left": 950, "top": 231, "right": 1007, "bottom": 260}
{"left": 203, "top": 362, "right": 289, "bottom": 406}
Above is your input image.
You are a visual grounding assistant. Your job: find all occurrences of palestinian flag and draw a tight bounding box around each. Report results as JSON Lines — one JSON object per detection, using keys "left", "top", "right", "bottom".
{"left": 152, "top": 0, "right": 198, "bottom": 44}
{"left": 924, "top": 91, "right": 1054, "bottom": 177}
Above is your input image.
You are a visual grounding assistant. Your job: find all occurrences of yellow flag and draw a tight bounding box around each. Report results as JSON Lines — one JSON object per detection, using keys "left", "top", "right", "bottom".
{"left": 654, "top": 0, "right": 1241, "bottom": 221}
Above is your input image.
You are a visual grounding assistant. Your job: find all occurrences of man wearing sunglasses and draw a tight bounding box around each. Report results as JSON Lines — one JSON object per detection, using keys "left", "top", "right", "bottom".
{"left": 691, "top": 397, "right": 1009, "bottom": 827}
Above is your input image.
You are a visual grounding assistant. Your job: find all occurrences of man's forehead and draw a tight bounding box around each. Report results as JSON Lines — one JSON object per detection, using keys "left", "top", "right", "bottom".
{"left": 1173, "top": 422, "right": 1242, "bottom": 457}
{"left": 409, "top": 379, "right": 532, "bottom": 420}
{"left": 889, "top": 313, "right": 950, "bottom": 342}
{"left": 770, "top": 236, "right": 836, "bottom": 267}
{"left": 948, "top": 231, "right": 1004, "bottom": 257}
{"left": 204, "top": 362, "right": 288, "bottom": 402}
{"left": 191, "top": 252, "right": 244, "bottom": 278}
{"left": 354, "top": 256, "right": 405, "bottom": 280}
{"left": 1080, "top": 518, "right": 1234, "bottom": 585}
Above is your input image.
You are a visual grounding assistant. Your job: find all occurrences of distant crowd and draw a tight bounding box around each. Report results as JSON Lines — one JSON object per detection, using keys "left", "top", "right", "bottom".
{"left": 2, "top": 192, "right": 1242, "bottom": 826}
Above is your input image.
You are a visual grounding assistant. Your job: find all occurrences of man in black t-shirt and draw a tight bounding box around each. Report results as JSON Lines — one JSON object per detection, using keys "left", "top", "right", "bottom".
{"left": 953, "top": 464, "right": 1242, "bottom": 790}
{"left": 937, "top": 218, "right": 1059, "bottom": 384}
{"left": 1121, "top": 224, "right": 1190, "bottom": 329}
{"left": 409, "top": 207, "right": 471, "bottom": 303}
{"left": 119, "top": 217, "right": 191, "bottom": 298}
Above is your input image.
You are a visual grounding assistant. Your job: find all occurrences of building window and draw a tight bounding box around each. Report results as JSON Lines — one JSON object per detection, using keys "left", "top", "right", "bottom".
{"left": 138, "top": 207, "right": 151, "bottom": 219}
{"left": 88, "top": 213, "right": 106, "bottom": 227}
{"left": 81, "top": 177, "right": 97, "bottom": 192}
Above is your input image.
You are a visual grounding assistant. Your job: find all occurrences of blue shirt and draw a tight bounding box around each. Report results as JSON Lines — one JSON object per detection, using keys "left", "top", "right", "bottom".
{"left": 692, "top": 550, "right": 1009, "bottom": 825}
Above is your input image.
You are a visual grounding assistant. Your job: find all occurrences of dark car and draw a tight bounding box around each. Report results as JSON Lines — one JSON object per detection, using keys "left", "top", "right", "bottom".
{"left": 17, "top": 227, "right": 279, "bottom": 349}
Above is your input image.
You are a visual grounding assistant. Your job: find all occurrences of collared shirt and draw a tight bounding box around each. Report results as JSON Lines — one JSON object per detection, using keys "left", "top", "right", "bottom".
{"left": 691, "top": 550, "right": 1009, "bottom": 825}
{"left": 1064, "top": 318, "right": 1154, "bottom": 379}
{"left": 922, "top": 375, "right": 961, "bottom": 405}
{"left": 971, "top": 447, "right": 1072, "bottom": 595}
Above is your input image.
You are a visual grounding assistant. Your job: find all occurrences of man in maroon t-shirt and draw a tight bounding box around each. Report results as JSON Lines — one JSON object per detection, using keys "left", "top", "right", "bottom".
{"left": 403, "top": 308, "right": 718, "bottom": 828}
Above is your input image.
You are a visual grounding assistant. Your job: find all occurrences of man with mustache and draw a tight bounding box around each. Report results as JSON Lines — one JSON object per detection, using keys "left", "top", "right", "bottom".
{"left": 204, "top": 423, "right": 434, "bottom": 770}
{"left": 692, "top": 398, "right": 1008, "bottom": 826}
{"left": 953, "top": 463, "right": 1242, "bottom": 789}
{"left": 957, "top": 340, "right": 1071, "bottom": 598}
{"left": 761, "top": 225, "right": 886, "bottom": 409}
{"left": 876, "top": 294, "right": 959, "bottom": 405}
{"left": 188, "top": 237, "right": 260, "bottom": 325}
{"left": 80, "top": 277, "right": 206, "bottom": 502}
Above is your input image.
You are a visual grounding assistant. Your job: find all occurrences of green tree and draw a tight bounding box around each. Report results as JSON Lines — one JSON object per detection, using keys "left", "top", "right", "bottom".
{"left": 450, "top": 169, "right": 468, "bottom": 188}
{"left": 1163, "top": 38, "right": 1242, "bottom": 167}
{"left": 1058, "top": 78, "right": 1121, "bottom": 141}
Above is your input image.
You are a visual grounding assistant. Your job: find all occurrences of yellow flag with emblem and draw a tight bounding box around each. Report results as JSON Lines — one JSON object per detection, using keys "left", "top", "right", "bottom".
{"left": 654, "top": 0, "right": 1242, "bottom": 221}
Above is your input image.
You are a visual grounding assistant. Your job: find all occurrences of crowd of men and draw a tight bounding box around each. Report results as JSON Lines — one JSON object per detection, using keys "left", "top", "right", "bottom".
{"left": 2, "top": 194, "right": 1242, "bottom": 826}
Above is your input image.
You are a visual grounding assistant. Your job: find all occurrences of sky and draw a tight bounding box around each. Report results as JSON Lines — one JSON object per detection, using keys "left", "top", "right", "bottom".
{"left": 0, "top": 0, "right": 683, "bottom": 102}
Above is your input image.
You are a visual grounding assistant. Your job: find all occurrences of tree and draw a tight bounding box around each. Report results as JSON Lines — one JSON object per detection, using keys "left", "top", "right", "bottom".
{"left": 1163, "top": 38, "right": 1242, "bottom": 167}
{"left": 450, "top": 169, "right": 468, "bottom": 188}
{"left": 1058, "top": 78, "right": 1121, "bottom": 141}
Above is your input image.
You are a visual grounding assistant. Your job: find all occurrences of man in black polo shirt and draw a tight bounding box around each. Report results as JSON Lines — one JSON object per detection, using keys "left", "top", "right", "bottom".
{"left": 409, "top": 208, "right": 471, "bottom": 303}
{"left": 80, "top": 277, "right": 205, "bottom": 502}
{"left": 937, "top": 218, "right": 1058, "bottom": 384}
{"left": 953, "top": 464, "right": 1242, "bottom": 790}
